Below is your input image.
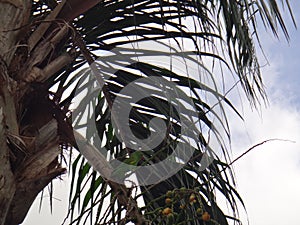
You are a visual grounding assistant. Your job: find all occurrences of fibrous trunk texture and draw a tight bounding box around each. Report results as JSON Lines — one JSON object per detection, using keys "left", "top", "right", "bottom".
{"left": 0, "top": 1, "right": 65, "bottom": 225}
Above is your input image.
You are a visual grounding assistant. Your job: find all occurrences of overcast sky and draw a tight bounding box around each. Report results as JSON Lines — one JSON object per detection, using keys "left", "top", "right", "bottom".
{"left": 23, "top": 2, "right": 300, "bottom": 225}
{"left": 229, "top": 2, "right": 300, "bottom": 224}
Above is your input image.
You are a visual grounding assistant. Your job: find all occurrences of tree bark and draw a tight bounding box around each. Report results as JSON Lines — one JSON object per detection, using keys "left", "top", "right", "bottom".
{"left": 0, "top": 0, "right": 31, "bottom": 65}
{"left": 0, "top": 61, "right": 17, "bottom": 225}
{"left": 5, "top": 120, "right": 66, "bottom": 225}
{"left": 0, "top": 1, "right": 30, "bottom": 224}
{"left": 0, "top": 1, "right": 66, "bottom": 225}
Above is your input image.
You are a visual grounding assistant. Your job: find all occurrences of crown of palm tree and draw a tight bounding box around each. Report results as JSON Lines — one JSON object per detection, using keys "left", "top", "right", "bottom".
{"left": 0, "top": 1, "right": 294, "bottom": 225}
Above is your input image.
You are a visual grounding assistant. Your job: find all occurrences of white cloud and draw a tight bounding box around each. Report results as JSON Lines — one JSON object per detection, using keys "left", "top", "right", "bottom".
{"left": 226, "top": 53, "right": 300, "bottom": 225}
{"left": 231, "top": 100, "right": 300, "bottom": 222}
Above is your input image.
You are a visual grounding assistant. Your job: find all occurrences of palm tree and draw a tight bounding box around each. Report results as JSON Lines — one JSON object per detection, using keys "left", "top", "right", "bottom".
{"left": 0, "top": 0, "right": 295, "bottom": 225}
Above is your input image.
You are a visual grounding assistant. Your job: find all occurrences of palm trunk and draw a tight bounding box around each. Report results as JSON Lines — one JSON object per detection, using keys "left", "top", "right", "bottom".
{"left": 0, "top": 1, "right": 29, "bottom": 224}
{"left": 0, "top": 71, "right": 17, "bottom": 225}
{"left": 0, "top": 69, "right": 66, "bottom": 225}
{"left": 0, "top": 1, "right": 65, "bottom": 225}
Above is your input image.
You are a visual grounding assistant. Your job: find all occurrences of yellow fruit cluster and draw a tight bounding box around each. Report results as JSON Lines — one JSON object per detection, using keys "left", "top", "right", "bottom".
{"left": 189, "top": 193, "right": 197, "bottom": 204}
{"left": 162, "top": 207, "right": 172, "bottom": 216}
{"left": 201, "top": 211, "right": 210, "bottom": 221}
{"left": 160, "top": 189, "right": 211, "bottom": 223}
